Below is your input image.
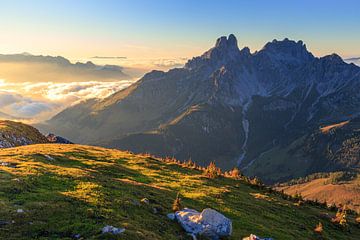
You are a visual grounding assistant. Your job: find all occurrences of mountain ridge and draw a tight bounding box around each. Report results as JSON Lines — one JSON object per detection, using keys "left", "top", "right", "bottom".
{"left": 0, "top": 120, "right": 49, "bottom": 148}
{"left": 0, "top": 52, "right": 129, "bottom": 80}
{"left": 41, "top": 34, "right": 360, "bottom": 181}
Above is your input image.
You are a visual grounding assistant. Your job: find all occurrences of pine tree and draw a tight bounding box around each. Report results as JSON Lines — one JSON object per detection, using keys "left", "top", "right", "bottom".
{"left": 203, "top": 161, "right": 221, "bottom": 178}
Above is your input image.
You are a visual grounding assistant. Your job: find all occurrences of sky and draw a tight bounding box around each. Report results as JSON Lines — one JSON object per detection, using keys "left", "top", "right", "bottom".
{"left": 0, "top": 0, "right": 359, "bottom": 61}
{"left": 0, "top": 0, "right": 360, "bottom": 122}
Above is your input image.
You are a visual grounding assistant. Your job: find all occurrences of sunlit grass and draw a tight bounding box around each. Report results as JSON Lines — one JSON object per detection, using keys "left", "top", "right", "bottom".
{"left": 0, "top": 144, "right": 359, "bottom": 239}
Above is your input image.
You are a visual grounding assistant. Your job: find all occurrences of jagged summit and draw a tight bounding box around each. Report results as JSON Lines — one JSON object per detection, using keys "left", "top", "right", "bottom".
{"left": 215, "top": 34, "right": 238, "bottom": 49}
{"left": 258, "top": 38, "right": 314, "bottom": 64}
{"left": 204, "top": 34, "right": 240, "bottom": 59}
{"left": 186, "top": 35, "right": 318, "bottom": 70}
{"left": 320, "top": 53, "right": 345, "bottom": 64}
{"left": 185, "top": 34, "right": 241, "bottom": 69}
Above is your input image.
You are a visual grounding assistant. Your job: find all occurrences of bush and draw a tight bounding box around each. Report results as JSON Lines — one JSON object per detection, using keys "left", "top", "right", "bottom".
{"left": 356, "top": 215, "right": 360, "bottom": 226}
{"left": 172, "top": 192, "right": 182, "bottom": 212}
{"left": 203, "top": 161, "right": 221, "bottom": 179}
{"left": 332, "top": 206, "right": 348, "bottom": 229}
{"left": 184, "top": 159, "right": 196, "bottom": 169}
{"left": 226, "top": 167, "right": 242, "bottom": 179}
{"left": 328, "top": 203, "right": 337, "bottom": 211}
{"left": 314, "top": 222, "right": 323, "bottom": 234}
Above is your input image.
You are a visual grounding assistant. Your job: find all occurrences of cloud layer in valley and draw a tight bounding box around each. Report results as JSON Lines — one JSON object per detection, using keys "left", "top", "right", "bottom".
{"left": 0, "top": 79, "right": 134, "bottom": 122}
{"left": 0, "top": 53, "right": 189, "bottom": 122}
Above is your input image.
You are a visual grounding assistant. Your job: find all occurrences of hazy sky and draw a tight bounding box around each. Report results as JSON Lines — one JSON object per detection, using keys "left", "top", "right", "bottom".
{"left": 0, "top": 0, "right": 359, "bottom": 61}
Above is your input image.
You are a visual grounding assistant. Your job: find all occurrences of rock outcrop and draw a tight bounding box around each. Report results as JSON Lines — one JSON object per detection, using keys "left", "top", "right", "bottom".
{"left": 46, "top": 133, "right": 73, "bottom": 144}
{"left": 173, "top": 208, "right": 232, "bottom": 240}
{"left": 0, "top": 120, "right": 49, "bottom": 148}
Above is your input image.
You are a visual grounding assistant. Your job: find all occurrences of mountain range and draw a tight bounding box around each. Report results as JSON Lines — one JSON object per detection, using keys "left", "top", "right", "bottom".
{"left": 40, "top": 34, "right": 360, "bottom": 183}
{"left": 0, "top": 52, "right": 129, "bottom": 82}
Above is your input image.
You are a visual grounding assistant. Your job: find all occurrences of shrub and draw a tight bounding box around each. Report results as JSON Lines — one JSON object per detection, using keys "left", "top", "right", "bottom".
{"left": 328, "top": 203, "right": 337, "bottom": 211}
{"left": 184, "top": 159, "right": 196, "bottom": 169}
{"left": 356, "top": 215, "right": 360, "bottom": 226}
{"left": 225, "top": 167, "right": 242, "bottom": 179}
{"left": 332, "top": 205, "right": 348, "bottom": 229}
{"left": 172, "top": 192, "right": 182, "bottom": 212}
{"left": 203, "top": 161, "right": 221, "bottom": 179}
{"left": 292, "top": 193, "right": 303, "bottom": 201}
{"left": 314, "top": 222, "right": 323, "bottom": 234}
{"left": 250, "top": 177, "right": 263, "bottom": 187}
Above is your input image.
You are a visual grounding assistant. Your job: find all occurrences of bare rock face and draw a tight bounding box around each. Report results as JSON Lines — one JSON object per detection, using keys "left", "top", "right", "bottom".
{"left": 174, "top": 208, "right": 232, "bottom": 240}
{"left": 101, "top": 225, "right": 125, "bottom": 235}
{"left": 46, "top": 133, "right": 73, "bottom": 144}
{"left": 0, "top": 120, "right": 49, "bottom": 148}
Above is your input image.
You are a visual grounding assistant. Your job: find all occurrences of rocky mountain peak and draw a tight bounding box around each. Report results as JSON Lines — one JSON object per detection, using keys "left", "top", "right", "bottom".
{"left": 185, "top": 34, "right": 240, "bottom": 70}
{"left": 259, "top": 38, "right": 314, "bottom": 64}
{"left": 215, "top": 34, "right": 238, "bottom": 49}
{"left": 320, "top": 53, "right": 345, "bottom": 65}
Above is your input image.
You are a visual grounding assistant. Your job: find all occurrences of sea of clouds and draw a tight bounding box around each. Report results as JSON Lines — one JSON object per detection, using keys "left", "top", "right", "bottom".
{"left": 0, "top": 79, "right": 134, "bottom": 122}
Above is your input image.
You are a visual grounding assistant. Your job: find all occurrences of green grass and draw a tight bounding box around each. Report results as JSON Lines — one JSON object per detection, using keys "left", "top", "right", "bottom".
{"left": 0, "top": 144, "right": 359, "bottom": 239}
{"left": 244, "top": 135, "right": 311, "bottom": 183}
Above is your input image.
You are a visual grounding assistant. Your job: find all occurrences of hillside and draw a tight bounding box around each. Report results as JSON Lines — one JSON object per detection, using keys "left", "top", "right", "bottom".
{"left": 277, "top": 171, "right": 360, "bottom": 212}
{"left": 244, "top": 118, "right": 360, "bottom": 183}
{"left": 0, "top": 144, "right": 359, "bottom": 239}
{"left": 41, "top": 34, "right": 360, "bottom": 181}
{"left": 0, "top": 120, "right": 49, "bottom": 148}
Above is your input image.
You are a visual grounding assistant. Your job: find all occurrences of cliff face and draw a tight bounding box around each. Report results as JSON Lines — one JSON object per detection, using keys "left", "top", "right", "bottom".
{"left": 0, "top": 120, "right": 49, "bottom": 148}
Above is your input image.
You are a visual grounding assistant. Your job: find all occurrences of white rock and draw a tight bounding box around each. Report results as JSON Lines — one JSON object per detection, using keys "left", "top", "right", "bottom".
{"left": 16, "top": 209, "right": 24, "bottom": 213}
{"left": 102, "top": 225, "right": 125, "bottom": 235}
{"left": 174, "top": 208, "right": 232, "bottom": 239}
{"left": 167, "top": 213, "right": 175, "bottom": 220}
{"left": 44, "top": 155, "right": 55, "bottom": 161}
{"left": 140, "top": 198, "right": 150, "bottom": 205}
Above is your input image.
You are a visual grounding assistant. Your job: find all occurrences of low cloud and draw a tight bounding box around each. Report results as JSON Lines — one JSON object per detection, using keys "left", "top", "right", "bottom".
{"left": 0, "top": 92, "right": 23, "bottom": 108}
{"left": 152, "top": 58, "right": 188, "bottom": 68}
{"left": 345, "top": 57, "right": 360, "bottom": 66}
{"left": 0, "top": 79, "right": 135, "bottom": 122}
{"left": 91, "top": 56, "right": 127, "bottom": 59}
{"left": 0, "top": 90, "right": 56, "bottom": 119}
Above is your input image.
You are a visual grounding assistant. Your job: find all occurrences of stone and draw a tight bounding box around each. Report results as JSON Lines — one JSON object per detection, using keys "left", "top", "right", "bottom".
{"left": 140, "top": 198, "right": 150, "bottom": 205}
{"left": 0, "top": 220, "right": 10, "bottom": 226}
{"left": 73, "top": 234, "right": 81, "bottom": 239}
{"left": 130, "top": 199, "right": 140, "bottom": 206}
{"left": 199, "top": 208, "right": 232, "bottom": 238}
{"left": 152, "top": 207, "right": 158, "bottom": 214}
{"left": 167, "top": 213, "right": 175, "bottom": 221}
{"left": 101, "top": 225, "right": 125, "bottom": 235}
{"left": 174, "top": 208, "right": 232, "bottom": 240}
{"left": 44, "top": 155, "right": 55, "bottom": 161}
{"left": 16, "top": 209, "right": 24, "bottom": 213}
{"left": 243, "top": 234, "right": 274, "bottom": 240}
{"left": 175, "top": 208, "right": 203, "bottom": 235}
